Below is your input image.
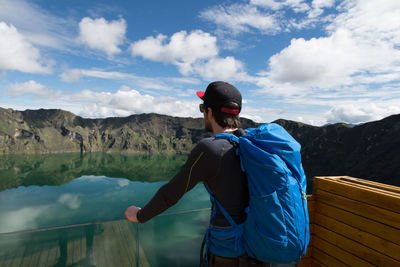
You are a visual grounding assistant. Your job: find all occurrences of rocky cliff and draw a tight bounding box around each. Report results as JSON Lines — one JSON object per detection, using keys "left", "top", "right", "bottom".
{"left": 0, "top": 107, "right": 258, "bottom": 155}
{"left": 1, "top": 107, "right": 399, "bottom": 187}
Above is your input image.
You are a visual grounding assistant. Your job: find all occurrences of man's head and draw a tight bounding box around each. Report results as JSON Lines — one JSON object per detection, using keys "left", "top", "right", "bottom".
{"left": 197, "top": 81, "right": 242, "bottom": 131}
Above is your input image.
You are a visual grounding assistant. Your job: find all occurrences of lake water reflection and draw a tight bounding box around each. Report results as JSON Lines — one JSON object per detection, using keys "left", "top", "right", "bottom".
{"left": 0, "top": 153, "right": 210, "bottom": 233}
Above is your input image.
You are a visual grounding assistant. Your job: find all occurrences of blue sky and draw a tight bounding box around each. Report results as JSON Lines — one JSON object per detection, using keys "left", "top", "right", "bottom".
{"left": 1, "top": 0, "right": 400, "bottom": 125}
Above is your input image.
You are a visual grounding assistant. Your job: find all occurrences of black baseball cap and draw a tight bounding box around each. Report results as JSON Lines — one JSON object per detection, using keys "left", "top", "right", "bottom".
{"left": 196, "top": 81, "right": 242, "bottom": 114}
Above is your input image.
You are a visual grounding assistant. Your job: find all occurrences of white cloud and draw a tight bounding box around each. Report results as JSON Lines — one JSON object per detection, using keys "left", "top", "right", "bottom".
{"left": 58, "top": 193, "right": 81, "bottom": 209}
{"left": 268, "top": 29, "right": 366, "bottom": 87}
{"left": 60, "top": 68, "right": 201, "bottom": 91}
{"left": 7, "top": 80, "right": 58, "bottom": 98}
{"left": 250, "top": 0, "right": 310, "bottom": 12}
{"left": 0, "top": 206, "right": 50, "bottom": 233}
{"left": 201, "top": 0, "right": 336, "bottom": 35}
{"left": 130, "top": 30, "right": 247, "bottom": 81}
{"left": 260, "top": 0, "right": 400, "bottom": 91}
{"left": 0, "top": 0, "right": 74, "bottom": 49}
{"left": 329, "top": 0, "right": 400, "bottom": 43}
{"left": 78, "top": 17, "right": 126, "bottom": 57}
{"left": 60, "top": 69, "right": 134, "bottom": 83}
{"left": 193, "top": 57, "right": 246, "bottom": 81}
{"left": 70, "top": 86, "right": 200, "bottom": 118}
{"left": 131, "top": 30, "right": 218, "bottom": 74}
{"left": 326, "top": 103, "right": 400, "bottom": 124}
{"left": 0, "top": 22, "right": 52, "bottom": 73}
{"left": 308, "top": 0, "right": 336, "bottom": 18}
{"left": 200, "top": 4, "right": 281, "bottom": 35}
{"left": 117, "top": 179, "right": 130, "bottom": 187}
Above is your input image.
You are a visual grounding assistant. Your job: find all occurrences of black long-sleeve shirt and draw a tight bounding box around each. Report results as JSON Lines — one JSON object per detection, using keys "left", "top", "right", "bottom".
{"left": 137, "top": 130, "right": 249, "bottom": 227}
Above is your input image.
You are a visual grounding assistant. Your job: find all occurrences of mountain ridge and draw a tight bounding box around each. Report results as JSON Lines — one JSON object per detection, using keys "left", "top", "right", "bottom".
{"left": 1, "top": 107, "right": 399, "bottom": 187}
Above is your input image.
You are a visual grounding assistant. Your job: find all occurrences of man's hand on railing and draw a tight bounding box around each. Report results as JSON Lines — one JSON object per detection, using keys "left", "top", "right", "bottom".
{"left": 125, "top": 206, "right": 141, "bottom": 222}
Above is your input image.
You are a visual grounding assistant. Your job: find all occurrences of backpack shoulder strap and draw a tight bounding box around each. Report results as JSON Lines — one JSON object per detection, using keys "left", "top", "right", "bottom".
{"left": 215, "top": 133, "right": 239, "bottom": 143}
{"left": 203, "top": 182, "right": 238, "bottom": 227}
{"left": 214, "top": 133, "right": 245, "bottom": 172}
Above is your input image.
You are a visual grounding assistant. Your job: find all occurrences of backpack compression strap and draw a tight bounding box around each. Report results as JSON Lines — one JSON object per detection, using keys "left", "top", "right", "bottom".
{"left": 200, "top": 182, "right": 239, "bottom": 267}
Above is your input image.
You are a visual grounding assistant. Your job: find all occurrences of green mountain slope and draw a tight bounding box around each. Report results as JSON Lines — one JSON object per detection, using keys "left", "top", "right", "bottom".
{"left": 0, "top": 107, "right": 257, "bottom": 154}
{"left": 1, "top": 107, "right": 399, "bottom": 187}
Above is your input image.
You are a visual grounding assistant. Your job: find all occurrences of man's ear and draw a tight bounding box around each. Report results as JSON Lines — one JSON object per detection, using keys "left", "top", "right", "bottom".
{"left": 207, "top": 107, "right": 213, "bottom": 119}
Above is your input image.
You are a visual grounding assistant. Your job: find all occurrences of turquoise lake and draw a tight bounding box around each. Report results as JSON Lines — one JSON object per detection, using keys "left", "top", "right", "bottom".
{"left": 0, "top": 152, "right": 210, "bottom": 233}
{"left": 0, "top": 153, "right": 210, "bottom": 266}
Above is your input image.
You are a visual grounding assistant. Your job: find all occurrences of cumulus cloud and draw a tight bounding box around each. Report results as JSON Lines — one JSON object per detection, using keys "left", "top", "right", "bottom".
{"left": 326, "top": 103, "right": 400, "bottom": 124}
{"left": 0, "top": 206, "right": 50, "bottom": 233}
{"left": 70, "top": 86, "right": 199, "bottom": 118}
{"left": 193, "top": 57, "right": 245, "bottom": 81}
{"left": 7, "top": 80, "right": 59, "bottom": 98}
{"left": 268, "top": 29, "right": 363, "bottom": 86}
{"left": 131, "top": 30, "right": 218, "bottom": 74}
{"left": 0, "top": 22, "right": 51, "bottom": 73}
{"left": 130, "top": 30, "right": 247, "bottom": 81}
{"left": 266, "top": 0, "right": 400, "bottom": 89}
{"left": 306, "top": 0, "right": 336, "bottom": 18}
{"left": 58, "top": 193, "right": 81, "bottom": 209}
{"left": 78, "top": 17, "right": 126, "bottom": 57}
{"left": 253, "top": 0, "right": 400, "bottom": 125}
{"left": 117, "top": 179, "right": 130, "bottom": 187}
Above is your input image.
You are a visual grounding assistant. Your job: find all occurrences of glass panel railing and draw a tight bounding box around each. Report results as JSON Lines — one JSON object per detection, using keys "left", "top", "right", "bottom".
{"left": 138, "top": 209, "right": 210, "bottom": 267}
{"left": 0, "top": 209, "right": 210, "bottom": 267}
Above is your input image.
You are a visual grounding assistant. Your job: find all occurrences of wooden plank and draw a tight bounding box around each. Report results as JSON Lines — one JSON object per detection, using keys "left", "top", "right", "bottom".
{"left": 45, "top": 241, "right": 60, "bottom": 267}
{"left": 73, "top": 235, "right": 84, "bottom": 265}
{"left": 311, "top": 258, "right": 324, "bottom": 267}
{"left": 28, "top": 244, "right": 42, "bottom": 267}
{"left": 93, "top": 225, "right": 107, "bottom": 267}
{"left": 338, "top": 180, "right": 400, "bottom": 198}
{"left": 307, "top": 199, "right": 316, "bottom": 213}
{"left": 98, "top": 223, "right": 112, "bottom": 267}
{"left": 314, "top": 189, "right": 400, "bottom": 229}
{"left": 314, "top": 177, "right": 400, "bottom": 213}
{"left": 314, "top": 225, "right": 400, "bottom": 266}
{"left": 36, "top": 245, "right": 50, "bottom": 267}
{"left": 19, "top": 245, "right": 36, "bottom": 267}
{"left": 9, "top": 245, "right": 25, "bottom": 267}
{"left": 297, "top": 258, "right": 313, "bottom": 267}
{"left": 314, "top": 212, "right": 400, "bottom": 261}
{"left": 302, "top": 242, "right": 313, "bottom": 258}
{"left": 312, "top": 247, "right": 347, "bottom": 267}
{"left": 309, "top": 224, "right": 314, "bottom": 235}
{"left": 308, "top": 212, "right": 315, "bottom": 224}
{"left": 339, "top": 176, "right": 400, "bottom": 194}
{"left": 312, "top": 235, "right": 374, "bottom": 267}
{"left": 316, "top": 201, "right": 400, "bottom": 245}
{"left": 109, "top": 222, "right": 131, "bottom": 267}
{"left": 0, "top": 246, "right": 13, "bottom": 267}
{"left": 114, "top": 221, "right": 138, "bottom": 265}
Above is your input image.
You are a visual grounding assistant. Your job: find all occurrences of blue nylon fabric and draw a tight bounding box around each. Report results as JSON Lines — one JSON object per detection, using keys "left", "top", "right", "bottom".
{"left": 200, "top": 183, "right": 245, "bottom": 264}
{"left": 206, "top": 124, "right": 309, "bottom": 264}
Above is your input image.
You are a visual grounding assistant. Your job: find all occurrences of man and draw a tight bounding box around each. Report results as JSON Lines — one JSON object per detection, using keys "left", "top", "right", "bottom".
{"left": 125, "top": 81, "right": 264, "bottom": 266}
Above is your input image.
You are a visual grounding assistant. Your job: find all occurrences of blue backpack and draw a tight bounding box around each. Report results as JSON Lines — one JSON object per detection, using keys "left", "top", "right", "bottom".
{"left": 201, "top": 123, "right": 310, "bottom": 264}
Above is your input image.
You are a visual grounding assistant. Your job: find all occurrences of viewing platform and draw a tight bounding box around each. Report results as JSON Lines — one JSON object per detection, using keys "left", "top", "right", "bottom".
{"left": 0, "top": 176, "right": 399, "bottom": 266}
{"left": 299, "top": 176, "right": 400, "bottom": 266}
